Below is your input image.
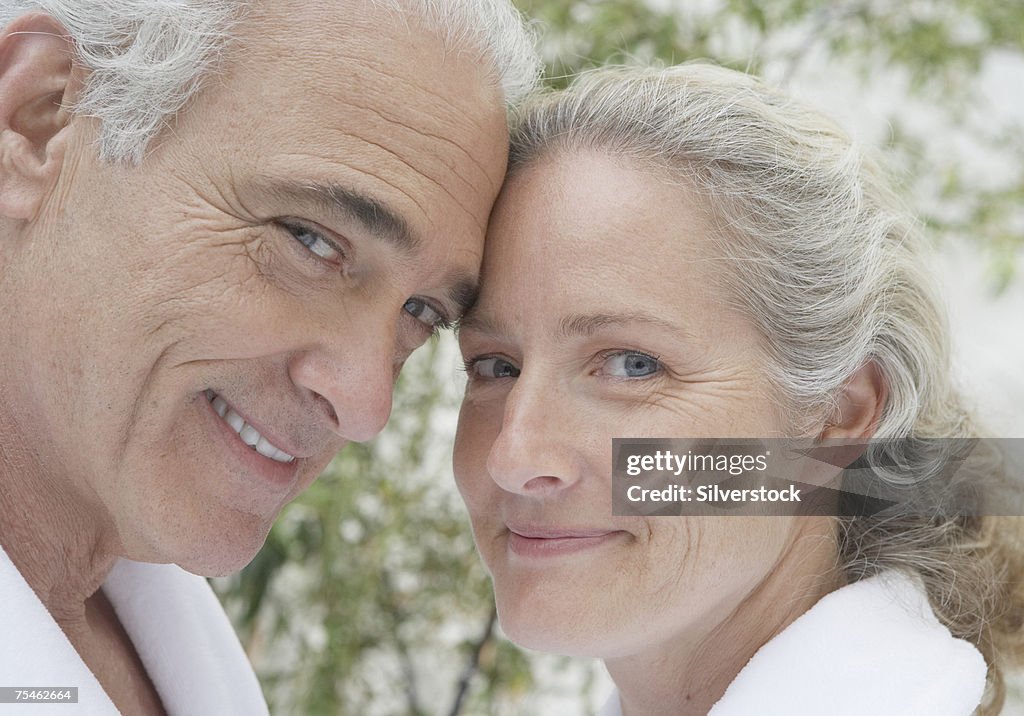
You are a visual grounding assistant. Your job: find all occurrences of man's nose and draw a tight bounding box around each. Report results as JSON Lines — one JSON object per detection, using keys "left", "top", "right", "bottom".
{"left": 485, "top": 377, "right": 582, "bottom": 496}
{"left": 288, "top": 324, "right": 397, "bottom": 443}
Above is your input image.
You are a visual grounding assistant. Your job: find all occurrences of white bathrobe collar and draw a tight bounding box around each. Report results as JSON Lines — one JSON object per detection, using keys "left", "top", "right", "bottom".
{"left": 599, "top": 571, "right": 987, "bottom": 716}
{"left": 0, "top": 544, "right": 268, "bottom": 715}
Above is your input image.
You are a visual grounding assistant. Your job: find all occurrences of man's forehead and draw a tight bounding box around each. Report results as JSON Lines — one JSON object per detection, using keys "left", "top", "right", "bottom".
{"left": 236, "top": 0, "right": 488, "bottom": 107}
{"left": 218, "top": 0, "right": 509, "bottom": 229}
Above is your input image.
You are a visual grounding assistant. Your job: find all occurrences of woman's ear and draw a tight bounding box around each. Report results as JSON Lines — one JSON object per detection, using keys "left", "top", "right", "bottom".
{"left": 821, "top": 361, "right": 889, "bottom": 440}
{"left": 0, "top": 13, "right": 76, "bottom": 220}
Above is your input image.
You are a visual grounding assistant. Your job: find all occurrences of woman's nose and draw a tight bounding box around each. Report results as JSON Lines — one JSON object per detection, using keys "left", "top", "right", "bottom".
{"left": 485, "top": 377, "right": 583, "bottom": 497}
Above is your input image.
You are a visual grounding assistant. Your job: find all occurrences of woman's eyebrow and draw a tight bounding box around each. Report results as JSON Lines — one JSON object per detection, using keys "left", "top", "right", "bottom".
{"left": 557, "top": 312, "right": 691, "bottom": 339}
{"left": 456, "top": 310, "right": 505, "bottom": 337}
{"left": 458, "top": 311, "right": 692, "bottom": 339}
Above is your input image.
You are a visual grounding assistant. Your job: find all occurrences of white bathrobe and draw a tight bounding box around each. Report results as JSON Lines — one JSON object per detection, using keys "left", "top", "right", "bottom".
{"left": 598, "top": 572, "right": 988, "bottom": 716}
{"left": 0, "top": 545, "right": 268, "bottom": 715}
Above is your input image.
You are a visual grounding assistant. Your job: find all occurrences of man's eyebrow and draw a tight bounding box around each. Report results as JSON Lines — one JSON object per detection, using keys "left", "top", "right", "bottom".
{"left": 266, "top": 181, "right": 420, "bottom": 253}
{"left": 447, "top": 276, "right": 479, "bottom": 320}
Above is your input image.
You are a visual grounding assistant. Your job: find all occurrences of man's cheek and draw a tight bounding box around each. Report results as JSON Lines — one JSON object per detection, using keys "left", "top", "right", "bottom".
{"left": 136, "top": 230, "right": 276, "bottom": 333}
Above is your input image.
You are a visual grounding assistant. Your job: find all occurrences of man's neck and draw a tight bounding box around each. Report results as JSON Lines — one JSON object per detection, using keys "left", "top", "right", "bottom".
{"left": 0, "top": 416, "right": 118, "bottom": 626}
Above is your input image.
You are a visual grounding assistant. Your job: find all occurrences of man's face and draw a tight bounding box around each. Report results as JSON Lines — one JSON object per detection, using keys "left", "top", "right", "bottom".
{"left": 0, "top": 0, "right": 507, "bottom": 574}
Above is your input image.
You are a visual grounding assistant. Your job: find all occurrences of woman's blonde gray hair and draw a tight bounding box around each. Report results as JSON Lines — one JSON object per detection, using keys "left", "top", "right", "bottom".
{"left": 0, "top": 0, "right": 539, "bottom": 164}
{"left": 506, "top": 63, "right": 1024, "bottom": 713}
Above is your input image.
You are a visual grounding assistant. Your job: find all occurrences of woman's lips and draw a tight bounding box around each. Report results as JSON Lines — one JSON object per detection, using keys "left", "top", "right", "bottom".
{"left": 506, "top": 525, "right": 626, "bottom": 558}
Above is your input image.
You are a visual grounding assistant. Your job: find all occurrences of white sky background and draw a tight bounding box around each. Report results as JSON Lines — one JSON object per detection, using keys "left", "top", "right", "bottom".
{"left": 636, "top": 0, "right": 1024, "bottom": 437}
{"left": 768, "top": 46, "right": 1024, "bottom": 437}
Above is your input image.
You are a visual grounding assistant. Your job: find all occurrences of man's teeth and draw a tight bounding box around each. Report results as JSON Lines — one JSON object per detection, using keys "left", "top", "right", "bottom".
{"left": 207, "top": 392, "right": 296, "bottom": 464}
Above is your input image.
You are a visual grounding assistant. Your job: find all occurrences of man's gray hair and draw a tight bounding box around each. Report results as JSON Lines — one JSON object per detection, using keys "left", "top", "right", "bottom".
{"left": 0, "top": 0, "right": 540, "bottom": 164}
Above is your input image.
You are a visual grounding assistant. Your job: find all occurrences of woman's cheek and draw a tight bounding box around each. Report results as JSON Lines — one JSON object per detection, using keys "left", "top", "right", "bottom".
{"left": 453, "top": 410, "right": 497, "bottom": 512}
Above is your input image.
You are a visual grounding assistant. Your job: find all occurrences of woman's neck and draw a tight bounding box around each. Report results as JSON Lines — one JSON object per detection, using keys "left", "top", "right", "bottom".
{"left": 605, "top": 520, "right": 842, "bottom": 716}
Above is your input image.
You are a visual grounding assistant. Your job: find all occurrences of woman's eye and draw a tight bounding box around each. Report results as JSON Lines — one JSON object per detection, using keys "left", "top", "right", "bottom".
{"left": 604, "top": 351, "right": 662, "bottom": 378}
{"left": 282, "top": 221, "right": 343, "bottom": 263}
{"left": 466, "top": 356, "right": 521, "bottom": 379}
{"left": 403, "top": 298, "right": 450, "bottom": 332}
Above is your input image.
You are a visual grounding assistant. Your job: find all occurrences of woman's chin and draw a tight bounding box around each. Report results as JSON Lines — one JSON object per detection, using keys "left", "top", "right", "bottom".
{"left": 501, "top": 624, "right": 593, "bottom": 657}
{"left": 495, "top": 598, "right": 615, "bottom": 658}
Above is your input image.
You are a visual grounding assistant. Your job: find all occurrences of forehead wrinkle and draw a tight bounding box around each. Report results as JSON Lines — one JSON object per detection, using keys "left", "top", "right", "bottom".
{"left": 332, "top": 57, "right": 504, "bottom": 191}
{"left": 342, "top": 92, "right": 502, "bottom": 198}
{"left": 338, "top": 123, "right": 490, "bottom": 234}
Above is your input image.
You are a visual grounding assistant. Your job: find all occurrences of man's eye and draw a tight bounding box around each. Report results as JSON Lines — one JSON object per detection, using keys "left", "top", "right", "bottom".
{"left": 465, "top": 356, "right": 521, "bottom": 379}
{"left": 603, "top": 351, "right": 662, "bottom": 378}
{"left": 403, "top": 298, "right": 450, "bottom": 332}
{"left": 282, "top": 221, "right": 343, "bottom": 263}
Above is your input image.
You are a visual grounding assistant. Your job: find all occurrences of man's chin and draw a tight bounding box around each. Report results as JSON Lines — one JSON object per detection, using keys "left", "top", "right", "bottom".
{"left": 172, "top": 539, "right": 270, "bottom": 578}
{"left": 124, "top": 516, "right": 276, "bottom": 577}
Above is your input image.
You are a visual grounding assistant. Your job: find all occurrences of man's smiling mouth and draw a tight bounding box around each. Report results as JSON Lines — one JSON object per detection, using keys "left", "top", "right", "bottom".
{"left": 204, "top": 390, "right": 296, "bottom": 464}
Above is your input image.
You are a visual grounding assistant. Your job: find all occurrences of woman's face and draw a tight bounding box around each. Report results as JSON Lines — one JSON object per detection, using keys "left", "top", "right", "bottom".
{"left": 453, "top": 151, "right": 833, "bottom": 659}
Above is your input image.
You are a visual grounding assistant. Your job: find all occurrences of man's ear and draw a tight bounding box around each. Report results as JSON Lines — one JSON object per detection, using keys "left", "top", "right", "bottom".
{"left": 0, "top": 13, "right": 76, "bottom": 221}
{"left": 821, "top": 361, "right": 889, "bottom": 440}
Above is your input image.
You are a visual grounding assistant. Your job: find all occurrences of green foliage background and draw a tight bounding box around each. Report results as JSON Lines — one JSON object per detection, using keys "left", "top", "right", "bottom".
{"left": 213, "top": 1, "right": 1023, "bottom": 713}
